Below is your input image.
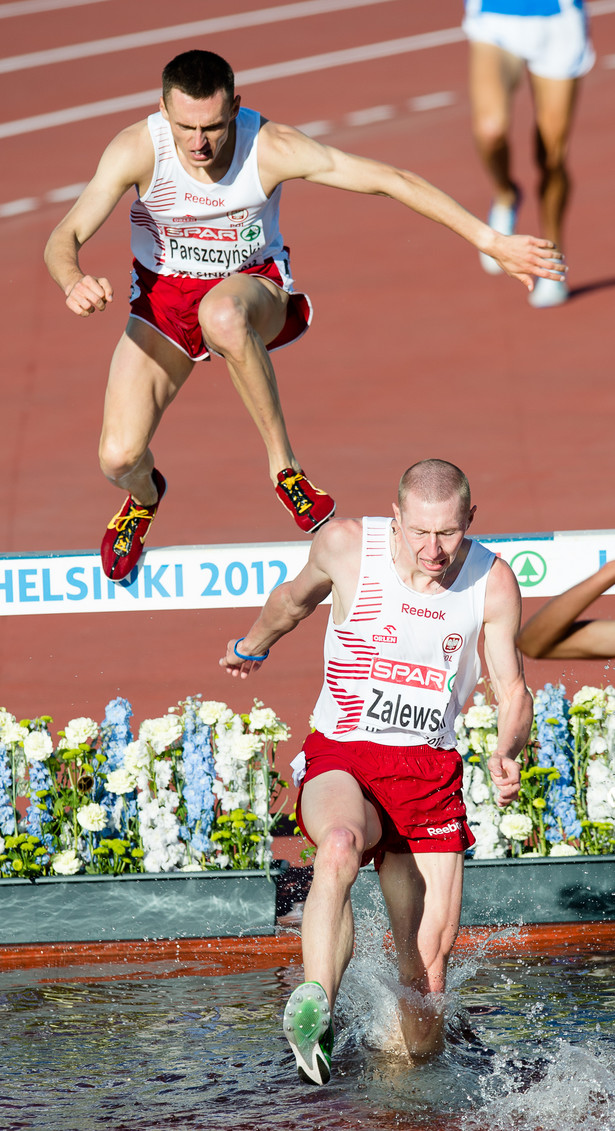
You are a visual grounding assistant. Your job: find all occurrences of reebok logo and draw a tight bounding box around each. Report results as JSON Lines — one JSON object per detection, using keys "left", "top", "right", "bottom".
{"left": 401, "top": 604, "right": 445, "bottom": 620}
{"left": 427, "top": 820, "right": 462, "bottom": 837}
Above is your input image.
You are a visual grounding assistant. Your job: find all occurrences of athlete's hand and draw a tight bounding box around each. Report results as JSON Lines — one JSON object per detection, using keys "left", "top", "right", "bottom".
{"left": 489, "top": 233, "right": 567, "bottom": 291}
{"left": 219, "top": 638, "right": 266, "bottom": 679}
{"left": 65, "top": 274, "right": 113, "bottom": 316}
{"left": 487, "top": 752, "right": 521, "bottom": 807}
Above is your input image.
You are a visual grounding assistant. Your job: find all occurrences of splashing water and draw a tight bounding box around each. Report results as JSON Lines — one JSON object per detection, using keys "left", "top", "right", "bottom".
{"left": 0, "top": 912, "right": 613, "bottom": 1131}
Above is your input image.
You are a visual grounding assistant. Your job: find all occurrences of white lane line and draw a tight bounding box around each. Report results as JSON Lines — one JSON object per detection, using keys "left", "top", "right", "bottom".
{"left": 0, "top": 0, "right": 111, "bottom": 17}
{"left": 0, "top": 196, "right": 38, "bottom": 215}
{"left": 0, "top": 29, "right": 465, "bottom": 139}
{"left": 346, "top": 104, "right": 395, "bottom": 126}
{"left": 0, "top": 0, "right": 400, "bottom": 72}
{"left": 0, "top": 92, "right": 457, "bottom": 217}
{"left": 410, "top": 91, "right": 456, "bottom": 111}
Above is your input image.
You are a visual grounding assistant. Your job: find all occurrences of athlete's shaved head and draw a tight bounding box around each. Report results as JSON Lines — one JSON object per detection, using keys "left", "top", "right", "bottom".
{"left": 398, "top": 459, "right": 472, "bottom": 518}
{"left": 162, "top": 50, "right": 235, "bottom": 105}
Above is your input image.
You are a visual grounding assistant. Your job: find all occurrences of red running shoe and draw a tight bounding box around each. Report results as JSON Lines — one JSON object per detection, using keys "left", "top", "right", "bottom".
{"left": 101, "top": 468, "right": 167, "bottom": 581}
{"left": 275, "top": 468, "right": 335, "bottom": 533}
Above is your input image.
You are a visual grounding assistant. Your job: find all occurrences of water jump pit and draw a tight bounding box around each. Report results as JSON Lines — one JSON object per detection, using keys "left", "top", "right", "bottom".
{"left": 1, "top": 918, "right": 614, "bottom": 1131}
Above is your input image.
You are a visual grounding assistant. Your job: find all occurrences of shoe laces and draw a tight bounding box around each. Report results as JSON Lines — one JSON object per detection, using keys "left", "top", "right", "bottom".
{"left": 279, "top": 471, "right": 312, "bottom": 514}
{"left": 107, "top": 501, "right": 155, "bottom": 534}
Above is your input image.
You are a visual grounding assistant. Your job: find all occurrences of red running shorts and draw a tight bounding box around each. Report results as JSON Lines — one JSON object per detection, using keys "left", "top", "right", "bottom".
{"left": 295, "top": 729, "right": 475, "bottom": 870}
{"left": 128, "top": 253, "right": 312, "bottom": 361}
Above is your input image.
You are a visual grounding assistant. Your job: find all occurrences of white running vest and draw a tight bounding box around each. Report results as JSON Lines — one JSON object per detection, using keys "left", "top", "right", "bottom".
{"left": 130, "top": 107, "right": 285, "bottom": 279}
{"left": 312, "top": 518, "right": 495, "bottom": 747}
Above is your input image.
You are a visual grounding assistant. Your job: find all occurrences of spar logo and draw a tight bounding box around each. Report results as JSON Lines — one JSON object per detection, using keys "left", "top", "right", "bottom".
{"left": 372, "top": 624, "right": 398, "bottom": 644}
{"left": 163, "top": 225, "right": 237, "bottom": 241}
{"left": 370, "top": 657, "right": 446, "bottom": 691}
{"left": 442, "top": 633, "right": 463, "bottom": 654}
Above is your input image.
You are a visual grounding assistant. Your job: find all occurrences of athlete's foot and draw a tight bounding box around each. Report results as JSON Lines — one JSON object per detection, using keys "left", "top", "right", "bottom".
{"left": 527, "top": 274, "right": 569, "bottom": 308}
{"left": 480, "top": 187, "right": 521, "bottom": 275}
{"left": 275, "top": 468, "right": 335, "bottom": 533}
{"left": 100, "top": 468, "right": 166, "bottom": 581}
{"left": 283, "top": 981, "right": 334, "bottom": 1085}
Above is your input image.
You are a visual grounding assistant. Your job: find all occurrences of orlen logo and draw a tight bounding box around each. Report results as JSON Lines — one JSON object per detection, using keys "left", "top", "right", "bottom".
{"left": 442, "top": 633, "right": 463, "bottom": 654}
{"left": 371, "top": 657, "right": 446, "bottom": 691}
{"left": 372, "top": 624, "right": 397, "bottom": 644}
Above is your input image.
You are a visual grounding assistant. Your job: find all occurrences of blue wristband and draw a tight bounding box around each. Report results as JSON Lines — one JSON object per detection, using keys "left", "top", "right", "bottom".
{"left": 233, "top": 637, "right": 270, "bottom": 662}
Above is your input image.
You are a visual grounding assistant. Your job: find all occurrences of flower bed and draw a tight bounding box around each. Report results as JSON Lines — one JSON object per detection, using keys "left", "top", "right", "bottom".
{"left": 0, "top": 698, "right": 290, "bottom": 879}
{"left": 457, "top": 682, "right": 615, "bottom": 858}
{"left": 2, "top": 680, "right": 614, "bottom": 885}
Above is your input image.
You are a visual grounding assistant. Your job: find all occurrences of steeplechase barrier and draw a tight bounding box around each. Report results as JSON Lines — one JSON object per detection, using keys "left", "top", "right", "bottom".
{"left": 0, "top": 529, "right": 614, "bottom": 616}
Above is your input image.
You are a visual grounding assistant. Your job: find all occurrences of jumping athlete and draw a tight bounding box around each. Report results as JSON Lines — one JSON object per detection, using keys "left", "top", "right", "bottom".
{"left": 220, "top": 459, "right": 532, "bottom": 1084}
{"left": 463, "top": 0, "right": 594, "bottom": 307}
{"left": 45, "top": 50, "right": 566, "bottom": 580}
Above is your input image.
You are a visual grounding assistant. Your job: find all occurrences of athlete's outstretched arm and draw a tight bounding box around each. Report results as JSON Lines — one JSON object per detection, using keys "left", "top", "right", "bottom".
{"left": 517, "top": 560, "right": 615, "bottom": 660}
{"left": 44, "top": 121, "right": 152, "bottom": 316}
{"left": 258, "top": 122, "right": 565, "bottom": 292}
{"left": 482, "top": 559, "right": 533, "bottom": 806}
{"left": 219, "top": 521, "right": 346, "bottom": 678}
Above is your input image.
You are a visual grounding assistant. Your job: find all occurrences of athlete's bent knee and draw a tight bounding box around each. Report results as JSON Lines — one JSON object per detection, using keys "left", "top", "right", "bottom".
{"left": 99, "top": 436, "right": 147, "bottom": 482}
{"left": 315, "top": 826, "right": 363, "bottom": 883}
{"left": 199, "top": 293, "right": 252, "bottom": 356}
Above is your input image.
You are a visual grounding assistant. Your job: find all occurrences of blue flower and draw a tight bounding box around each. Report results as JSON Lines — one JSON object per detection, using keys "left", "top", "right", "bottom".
{"left": 24, "top": 757, "right": 55, "bottom": 846}
{"left": 0, "top": 744, "right": 16, "bottom": 836}
{"left": 180, "top": 698, "right": 215, "bottom": 849}
{"left": 534, "top": 684, "right": 580, "bottom": 840}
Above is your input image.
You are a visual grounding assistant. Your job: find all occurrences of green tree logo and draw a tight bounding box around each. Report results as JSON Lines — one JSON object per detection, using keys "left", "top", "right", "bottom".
{"left": 240, "top": 224, "right": 261, "bottom": 242}
{"left": 510, "top": 550, "right": 547, "bottom": 588}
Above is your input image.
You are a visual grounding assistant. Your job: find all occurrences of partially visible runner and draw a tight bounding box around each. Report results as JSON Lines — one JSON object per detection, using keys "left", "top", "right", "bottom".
{"left": 517, "top": 559, "right": 615, "bottom": 658}
{"left": 45, "top": 50, "right": 566, "bottom": 580}
{"left": 463, "top": 0, "right": 594, "bottom": 307}
{"left": 220, "top": 458, "right": 532, "bottom": 1084}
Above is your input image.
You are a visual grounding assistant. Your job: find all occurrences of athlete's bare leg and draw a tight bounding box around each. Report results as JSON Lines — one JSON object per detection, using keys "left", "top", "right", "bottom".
{"left": 468, "top": 40, "right": 524, "bottom": 208}
{"left": 378, "top": 850, "right": 463, "bottom": 1060}
{"left": 529, "top": 73, "right": 579, "bottom": 248}
{"left": 299, "top": 770, "right": 382, "bottom": 1008}
{"left": 198, "top": 273, "right": 298, "bottom": 482}
{"left": 99, "top": 317, "right": 193, "bottom": 505}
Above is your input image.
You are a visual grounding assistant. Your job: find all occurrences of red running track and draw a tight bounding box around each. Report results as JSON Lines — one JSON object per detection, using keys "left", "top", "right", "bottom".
{"left": 1, "top": 0, "right": 615, "bottom": 792}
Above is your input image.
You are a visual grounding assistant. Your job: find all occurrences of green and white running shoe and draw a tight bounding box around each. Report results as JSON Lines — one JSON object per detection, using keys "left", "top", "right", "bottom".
{"left": 283, "top": 981, "right": 334, "bottom": 1085}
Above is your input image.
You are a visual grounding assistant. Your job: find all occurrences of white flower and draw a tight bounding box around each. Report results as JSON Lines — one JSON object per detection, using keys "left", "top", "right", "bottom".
{"left": 549, "top": 842, "right": 579, "bottom": 856}
{"left": 572, "top": 685, "right": 602, "bottom": 707}
{"left": 590, "top": 734, "right": 608, "bottom": 756}
{"left": 123, "top": 741, "right": 149, "bottom": 777}
{"left": 248, "top": 704, "right": 290, "bottom": 741}
{"left": 76, "top": 803, "right": 107, "bottom": 832}
{"left": 587, "top": 758, "right": 610, "bottom": 786}
{"left": 105, "top": 767, "right": 136, "bottom": 795}
{"left": 470, "top": 777, "right": 491, "bottom": 806}
{"left": 153, "top": 759, "right": 173, "bottom": 789}
{"left": 52, "top": 849, "right": 82, "bottom": 875}
{"left": 23, "top": 731, "right": 53, "bottom": 762}
{"left": 139, "top": 715, "right": 183, "bottom": 754}
{"left": 230, "top": 733, "right": 262, "bottom": 761}
{"left": 0, "top": 720, "right": 28, "bottom": 744}
{"left": 198, "top": 701, "right": 233, "bottom": 726}
{"left": 0, "top": 836, "right": 4, "bottom": 852}
{"left": 464, "top": 704, "right": 497, "bottom": 729}
{"left": 64, "top": 717, "right": 99, "bottom": 747}
{"left": 499, "top": 813, "right": 533, "bottom": 841}
{"left": 485, "top": 732, "right": 499, "bottom": 755}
